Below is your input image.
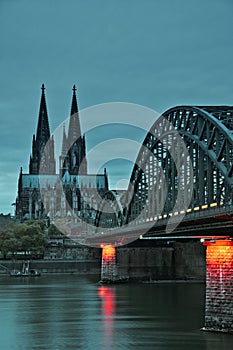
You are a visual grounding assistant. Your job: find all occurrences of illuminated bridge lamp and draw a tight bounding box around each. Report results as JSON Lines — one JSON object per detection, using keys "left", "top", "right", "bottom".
{"left": 100, "top": 244, "right": 117, "bottom": 283}
{"left": 202, "top": 239, "right": 233, "bottom": 333}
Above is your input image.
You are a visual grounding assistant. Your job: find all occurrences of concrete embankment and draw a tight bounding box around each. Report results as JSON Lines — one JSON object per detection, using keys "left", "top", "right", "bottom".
{"left": 116, "top": 240, "right": 206, "bottom": 282}
{"left": 0, "top": 259, "right": 101, "bottom": 275}
{"left": 0, "top": 241, "right": 206, "bottom": 282}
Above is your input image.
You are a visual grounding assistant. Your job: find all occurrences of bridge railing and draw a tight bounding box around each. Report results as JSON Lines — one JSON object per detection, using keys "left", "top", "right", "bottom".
{"left": 99, "top": 202, "right": 233, "bottom": 233}
{"left": 142, "top": 203, "right": 233, "bottom": 227}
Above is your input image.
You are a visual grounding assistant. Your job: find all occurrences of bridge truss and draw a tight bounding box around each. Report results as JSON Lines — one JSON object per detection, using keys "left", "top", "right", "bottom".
{"left": 96, "top": 105, "right": 233, "bottom": 232}
{"left": 126, "top": 106, "right": 233, "bottom": 224}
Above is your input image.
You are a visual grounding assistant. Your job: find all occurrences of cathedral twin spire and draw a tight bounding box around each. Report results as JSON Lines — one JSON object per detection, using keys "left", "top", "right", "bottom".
{"left": 29, "top": 84, "right": 55, "bottom": 175}
{"left": 66, "top": 85, "right": 81, "bottom": 143}
{"left": 29, "top": 84, "right": 87, "bottom": 176}
{"left": 60, "top": 84, "right": 87, "bottom": 176}
{"left": 36, "top": 84, "right": 50, "bottom": 144}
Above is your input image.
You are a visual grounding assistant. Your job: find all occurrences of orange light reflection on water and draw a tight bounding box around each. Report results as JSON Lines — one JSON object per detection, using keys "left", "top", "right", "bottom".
{"left": 98, "top": 286, "right": 115, "bottom": 317}
{"left": 98, "top": 286, "right": 115, "bottom": 348}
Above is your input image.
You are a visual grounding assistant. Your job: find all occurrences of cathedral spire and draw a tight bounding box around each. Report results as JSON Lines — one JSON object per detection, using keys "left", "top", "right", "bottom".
{"left": 71, "top": 84, "right": 78, "bottom": 115}
{"left": 59, "top": 124, "right": 68, "bottom": 177}
{"left": 29, "top": 84, "right": 55, "bottom": 174}
{"left": 61, "top": 124, "right": 68, "bottom": 156}
{"left": 36, "top": 84, "right": 50, "bottom": 144}
{"left": 64, "top": 84, "right": 87, "bottom": 175}
{"left": 67, "top": 84, "right": 81, "bottom": 145}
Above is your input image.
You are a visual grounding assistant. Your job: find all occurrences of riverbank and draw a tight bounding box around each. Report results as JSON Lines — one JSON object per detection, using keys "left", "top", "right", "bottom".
{"left": 0, "top": 259, "right": 101, "bottom": 275}
{"left": 0, "top": 241, "right": 206, "bottom": 282}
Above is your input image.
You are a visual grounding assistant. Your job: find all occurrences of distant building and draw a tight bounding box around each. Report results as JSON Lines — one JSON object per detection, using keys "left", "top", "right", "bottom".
{"left": 16, "top": 84, "right": 109, "bottom": 224}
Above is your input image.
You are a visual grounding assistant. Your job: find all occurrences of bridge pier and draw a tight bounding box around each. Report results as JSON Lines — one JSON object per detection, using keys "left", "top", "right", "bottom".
{"left": 203, "top": 239, "right": 233, "bottom": 334}
{"left": 100, "top": 245, "right": 118, "bottom": 283}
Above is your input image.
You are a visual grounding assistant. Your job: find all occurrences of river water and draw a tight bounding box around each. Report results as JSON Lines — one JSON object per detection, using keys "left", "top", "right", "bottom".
{"left": 0, "top": 275, "right": 232, "bottom": 350}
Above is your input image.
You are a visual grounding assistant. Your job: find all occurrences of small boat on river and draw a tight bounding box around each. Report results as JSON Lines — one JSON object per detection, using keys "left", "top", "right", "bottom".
{"left": 10, "top": 261, "right": 41, "bottom": 277}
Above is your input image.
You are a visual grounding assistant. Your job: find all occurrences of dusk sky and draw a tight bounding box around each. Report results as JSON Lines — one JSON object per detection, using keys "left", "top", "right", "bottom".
{"left": 1, "top": 0, "right": 233, "bottom": 214}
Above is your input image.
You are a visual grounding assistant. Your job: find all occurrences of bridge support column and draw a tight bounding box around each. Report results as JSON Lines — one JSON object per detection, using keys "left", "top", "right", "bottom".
{"left": 203, "top": 239, "right": 233, "bottom": 333}
{"left": 100, "top": 245, "right": 118, "bottom": 283}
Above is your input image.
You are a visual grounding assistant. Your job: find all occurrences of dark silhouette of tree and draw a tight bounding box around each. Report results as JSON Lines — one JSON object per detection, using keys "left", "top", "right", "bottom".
{"left": 0, "top": 220, "right": 47, "bottom": 259}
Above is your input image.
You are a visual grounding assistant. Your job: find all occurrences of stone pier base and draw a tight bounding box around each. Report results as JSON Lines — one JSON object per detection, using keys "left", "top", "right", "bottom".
{"left": 203, "top": 239, "right": 233, "bottom": 333}
{"left": 100, "top": 245, "right": 118, "bottom": 283}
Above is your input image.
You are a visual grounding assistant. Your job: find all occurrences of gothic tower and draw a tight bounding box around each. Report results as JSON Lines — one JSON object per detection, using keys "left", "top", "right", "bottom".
{"left": 29, "top": 84, "right": 56, "bottom": 175}
{"left": 16, "top": 84, "right": 108, "bottom": 221}
{"left": 59, "top": 85, "right": 87, "bottom": 177}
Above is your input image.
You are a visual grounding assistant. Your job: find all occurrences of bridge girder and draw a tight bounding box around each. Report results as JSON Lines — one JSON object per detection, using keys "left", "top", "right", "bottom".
{"left": 95, "top": 105, "right": 233, "bottom": 230}
{"left": 125, "top": 105, "right": 233, "bottom": 225}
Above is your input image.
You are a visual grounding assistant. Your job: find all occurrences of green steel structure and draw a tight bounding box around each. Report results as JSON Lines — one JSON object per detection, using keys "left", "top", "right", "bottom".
{"left": 96, "top": 106, "right": 233, "bottom": 230}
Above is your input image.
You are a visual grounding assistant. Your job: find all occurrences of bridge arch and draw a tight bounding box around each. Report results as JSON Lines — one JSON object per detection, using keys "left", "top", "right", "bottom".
{"left": 125, "top": 105, "right": 233, "bottom": 224}
{"left": 95, "top": 190, "right": 125, "bottom": 228}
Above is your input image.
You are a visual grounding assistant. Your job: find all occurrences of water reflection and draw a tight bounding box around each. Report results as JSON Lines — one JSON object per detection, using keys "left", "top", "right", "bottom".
{"left": 0, "top": 276, "right": 232, "bottom": 350}
{"left": 98, "top": 286, "right": 115, "bottom": 349}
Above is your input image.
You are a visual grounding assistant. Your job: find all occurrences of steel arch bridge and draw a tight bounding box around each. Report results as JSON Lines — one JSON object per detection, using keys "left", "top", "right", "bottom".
{"left": 94, "top": 190, "right": 124, "bottom": 228}
{"left": 96, "top": 105, "right": 233, "bottom": 231}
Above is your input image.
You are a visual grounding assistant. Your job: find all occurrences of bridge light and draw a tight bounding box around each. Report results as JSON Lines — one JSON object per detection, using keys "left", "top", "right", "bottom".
{"left": 158, "top": 215, "right": 163, "bottom": 219}
{"left": 186, "top": 208, "right": 192, "bottom": 213}
{"left": 174, "top": 211, "right": 179, "bottom": 216}
{"left": 163, "top": 214, "right": 167, "bottom": 218}
{"left": 210, "top": 202, "right": 217, "bottom": 207}
{"left": 102, "top": 244, "right": 116, "bottom": 261}
{"left": 194, "top": 206, "right": 200, "bottom": 211}
{"left": 201, "top": 204, "right": 208, "bottom": 209}
{"left": 180, "top": 210, "right": 185, "bottom": 215}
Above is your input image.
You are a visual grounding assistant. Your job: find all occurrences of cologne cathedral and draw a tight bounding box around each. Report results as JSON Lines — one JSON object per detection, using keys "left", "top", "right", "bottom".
{"left": 16, "top": 84, "right": 109, "bottom": 225}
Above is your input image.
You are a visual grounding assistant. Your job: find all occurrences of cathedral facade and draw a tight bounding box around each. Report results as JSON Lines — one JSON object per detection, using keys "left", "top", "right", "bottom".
{"left": 16, "top": 85, "right": 109, "bottom": 225}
